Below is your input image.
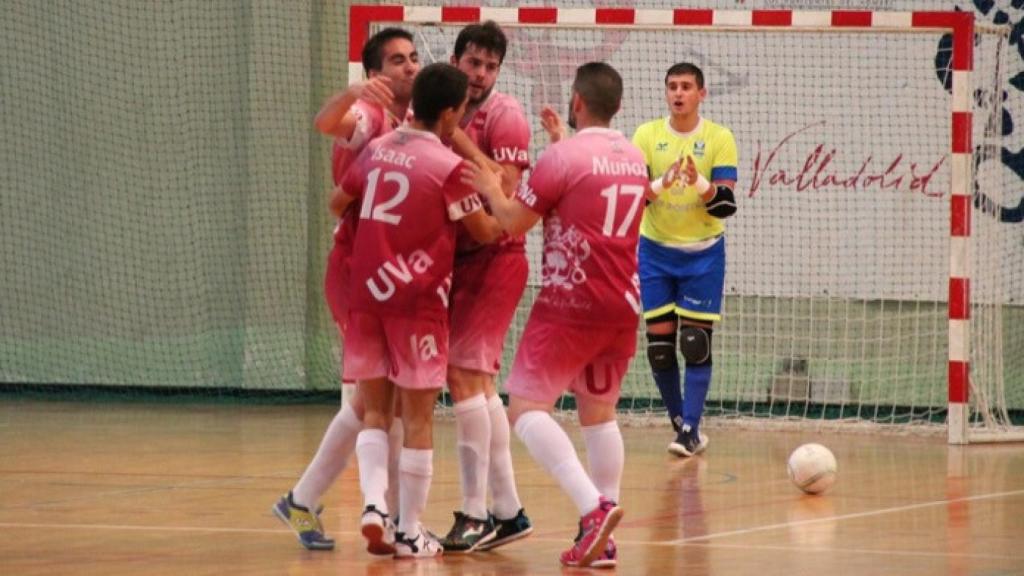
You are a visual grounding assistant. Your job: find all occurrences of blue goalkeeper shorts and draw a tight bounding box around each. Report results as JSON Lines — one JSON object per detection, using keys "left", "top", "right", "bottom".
{"left": 638, "top": 235, "right": 726, "bottom": 323}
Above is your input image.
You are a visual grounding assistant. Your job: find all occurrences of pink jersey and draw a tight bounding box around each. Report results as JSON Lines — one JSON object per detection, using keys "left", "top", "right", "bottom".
{"left": 342, "top": 126, "right": 484, "bottom": 320}
{"left": 456, "top": 90, "right": 531, "bottom": 255}
{"left": 520, "top": 127, "right": 648, "bottom": 328}
{"left": 330, "top": 100, "right": 403, "bottom": 247}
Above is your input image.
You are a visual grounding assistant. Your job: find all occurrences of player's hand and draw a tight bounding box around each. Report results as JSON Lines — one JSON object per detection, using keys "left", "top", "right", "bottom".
{"left": 460, "top": 160, "right": 503, "bottom": 200}
{"left": 660, "top": 158, "right": 684, "bottom": 189}
{"left": 540, "top": 105, "right": 567, "bottom": 143}
{"left": 354, "top": 76, "right": 395, "bottom": 109}
{"left": 682, "top": 155, "right": 699, "bottom": 187}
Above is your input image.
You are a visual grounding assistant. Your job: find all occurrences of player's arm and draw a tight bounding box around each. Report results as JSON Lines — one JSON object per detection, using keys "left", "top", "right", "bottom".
{"left": 647, "top": 157, "right": 685, "bottom": 199}
{"left": 449, "top": 129, "right": 503, "bottom": 178}
{"left": 461, "top": 208, "right": 504, "bottom": 244}
{"left": 313, "top": 77, "right": 394, "bottom": 138}
{"left": 444, "top": 162, "right": 503, "bottom": 244}
{"left": 540, "top": 105, "right": 567, "bottom": 144}
{"left": 460, "top": 161, "right": 540, "bottom": 236}
{"left": 680, "top": 156, "right": 737, "bottom": 218}
{"left": 328, "top": 184, "right": 356, "bottom": 218}
{"left": 330, "top": 154, "right": 366, "bottom": 217}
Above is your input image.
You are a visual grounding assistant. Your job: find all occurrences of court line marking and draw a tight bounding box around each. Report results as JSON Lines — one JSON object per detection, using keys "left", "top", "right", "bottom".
{"left": 648, "top": 487, "right": 1024, "bottom": 546}
{"left": 1, "top": 488, "right": 1021, "bottom": 561}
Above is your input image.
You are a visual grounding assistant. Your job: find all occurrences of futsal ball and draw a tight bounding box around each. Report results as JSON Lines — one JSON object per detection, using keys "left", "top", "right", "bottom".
{"left": 787, "top": 443, "right": 837, "bottom": 495}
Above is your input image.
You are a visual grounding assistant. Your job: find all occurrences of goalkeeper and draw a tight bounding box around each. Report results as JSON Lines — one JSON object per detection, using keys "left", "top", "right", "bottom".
{"left": 631, "top": 62, "right": 738, "bottom": 458}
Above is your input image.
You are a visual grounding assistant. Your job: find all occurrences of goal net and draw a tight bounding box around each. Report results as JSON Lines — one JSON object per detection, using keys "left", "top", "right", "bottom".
{"left": 355, "top": 7, "right": 1023, "bottom": 443}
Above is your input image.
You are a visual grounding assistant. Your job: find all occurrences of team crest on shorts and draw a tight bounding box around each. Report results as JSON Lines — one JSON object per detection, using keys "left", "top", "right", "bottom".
{"left": 693, "top": 141, "right": 706, "bottom": 158}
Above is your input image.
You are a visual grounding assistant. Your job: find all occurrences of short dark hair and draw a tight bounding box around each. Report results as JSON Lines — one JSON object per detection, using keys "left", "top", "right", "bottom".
{"left": 664, "top": 62, "right": 704, "bottom": 89}
{"left": 572, "top": 62, "right": 623, "bottom": 123}
{"left": 453, "top": 21, "right": 508, "bottom": 65}
{"left": 412, "top": 63, "right": 469, "bottom": 128}
{"left": 362, "top": 27, "right": 414, "bottom": 75}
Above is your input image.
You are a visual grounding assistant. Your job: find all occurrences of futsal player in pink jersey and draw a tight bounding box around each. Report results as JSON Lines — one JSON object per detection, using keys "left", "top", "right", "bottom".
{"left": 335, "top": 63, "right": 502, "bottom": 559}
{"left": 272, "top": 27, "right": 418, "bottom": 552}
{"left": 463, "top": 62, "right": 647, "bottom": 568}
{"left": 439, "top": 21, "right": 534, "bottom": 554}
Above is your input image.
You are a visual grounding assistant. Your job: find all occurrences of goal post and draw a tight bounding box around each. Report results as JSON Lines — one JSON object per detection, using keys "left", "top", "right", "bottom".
{"left": 347, "top": 5, "right": 1023, "bottom": 445}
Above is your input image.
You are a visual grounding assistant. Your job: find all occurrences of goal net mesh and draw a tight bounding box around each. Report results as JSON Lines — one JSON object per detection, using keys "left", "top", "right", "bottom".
{"left": 395, "top": 20, "right": 1022, "bottom": 434}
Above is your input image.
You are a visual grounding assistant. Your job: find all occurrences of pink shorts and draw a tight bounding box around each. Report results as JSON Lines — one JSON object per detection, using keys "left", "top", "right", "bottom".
{"left": 342, "top": 310, "right": 448, "bottom": 390}
{"left": 324, "top": 244, "right": 350, "bottom": 333}
{"left": 505, "top": 316, "right": 637, "bottom": 406}
{"left": 448, "top": 250, "right": 528, "bottom": 374}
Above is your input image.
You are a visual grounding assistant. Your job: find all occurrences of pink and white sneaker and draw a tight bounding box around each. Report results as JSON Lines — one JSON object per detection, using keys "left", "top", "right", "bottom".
{"left": 559, "top": 497, "right": 623, "bottom": 568}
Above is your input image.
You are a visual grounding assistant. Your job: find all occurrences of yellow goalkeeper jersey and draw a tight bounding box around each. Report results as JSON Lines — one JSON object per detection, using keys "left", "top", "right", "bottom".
{"left": 632, "top": 116, "right": 738, "bottom": 245}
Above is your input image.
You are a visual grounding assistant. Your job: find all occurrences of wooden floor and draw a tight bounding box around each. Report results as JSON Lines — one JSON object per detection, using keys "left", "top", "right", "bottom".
{"left": 1, "top": 400, "right": 1022, "bottom": 575}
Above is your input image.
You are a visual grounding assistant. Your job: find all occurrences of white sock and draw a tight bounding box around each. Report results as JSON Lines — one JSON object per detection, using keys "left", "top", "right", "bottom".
{"left": 385, "top": 418, "right": 403, "bottom": 514}
{"left": 581, "top": 420, "right": 624, "bottom": 503}
{"left": 514, "top": 410, "right": 600, "bottom": 515}
{"left": 398, "top": 448, "right": 433, "bottom": 536}
{"left": 356, "top": 428, "right": 390, "bottom": 514}
{"left": 291, "top": 402, "right": 363, "bottom": 509}
{"left": 486, "top": 394, "right": 523, "bottom": 519}
{"left": 454, "top": 394, "right": 491, "bottom": 519}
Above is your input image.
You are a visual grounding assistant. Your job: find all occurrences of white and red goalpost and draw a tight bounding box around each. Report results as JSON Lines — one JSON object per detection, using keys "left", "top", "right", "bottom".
{"left": 346, "top": 5, "right": 1022, "bottom": 445}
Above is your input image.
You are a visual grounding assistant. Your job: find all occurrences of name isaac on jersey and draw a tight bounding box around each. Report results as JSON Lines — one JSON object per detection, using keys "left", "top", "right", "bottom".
{"left": 371, "top": 146, "right": 416, "bottom": 170}
{"left": 517, "top": 155, "right": 647, "bottom": 209}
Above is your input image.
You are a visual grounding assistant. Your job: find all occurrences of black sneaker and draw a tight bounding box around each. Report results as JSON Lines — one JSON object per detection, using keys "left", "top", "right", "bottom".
{"left": 440, "top": 511, "right": 495, "bottom": 553}
{"left": 668, "top": 424, "right": 709, "bottom": 457}
{"left": 475, "top": 508, "right": 533, "bottom": 551}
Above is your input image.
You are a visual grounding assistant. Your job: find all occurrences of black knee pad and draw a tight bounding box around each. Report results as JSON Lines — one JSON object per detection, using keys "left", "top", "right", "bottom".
{"left": 646, "top": 332, "right": 678, "bottom": 371}
{"left": 679, "top": 325, "right": 712, "bottom": 365}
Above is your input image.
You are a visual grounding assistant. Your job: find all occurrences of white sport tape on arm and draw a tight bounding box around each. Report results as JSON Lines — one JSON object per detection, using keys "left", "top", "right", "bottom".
{"left": 650, "top": 177, "right": 665, "bottom": 195}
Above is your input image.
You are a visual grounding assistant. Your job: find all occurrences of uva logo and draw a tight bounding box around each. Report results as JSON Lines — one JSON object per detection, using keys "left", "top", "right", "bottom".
{"left": 494, "top": 147, "right": 528, "bottom": 164}
{"left": 517, "top": 183, "right": 538, "bottom": 208}
{"left": 410, "top": 333, "right": 439, "bottom": 361}
{"left": 366, "top": 250, "right": 434, "bottom": 302}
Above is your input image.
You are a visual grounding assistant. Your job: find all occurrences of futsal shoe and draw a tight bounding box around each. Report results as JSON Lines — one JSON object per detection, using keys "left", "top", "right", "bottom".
{"left": 559, "top": 497, "right": 622, "bottom": 567}
{"left": 272, "top": 492, "right": 335, "bottom": 551}
{"left": 440, "top": 511, "right": 495, "bottom": 553}
{"left": 360, "top": 504, "right": 397, "bottom": 556}
{"left": 668, "top": 424, "right": 709, "bottom": 457}
{"left": 475, "top": 508, "right": 533, "bottom": 551}
{"left": 394, "top": 524, "right": 444, "bottom": 559}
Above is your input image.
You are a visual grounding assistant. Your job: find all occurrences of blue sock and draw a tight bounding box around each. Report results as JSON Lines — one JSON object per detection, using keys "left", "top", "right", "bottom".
{"left": 653, "top": 368, "right": 683, "bottom": 431}
{"left": 682, "top": 364, "right": 712, "bottom": 434}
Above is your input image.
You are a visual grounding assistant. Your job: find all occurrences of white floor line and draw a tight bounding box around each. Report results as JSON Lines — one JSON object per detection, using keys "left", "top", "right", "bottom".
{"left": 650, "top": 487, "right": 1024, "bottom": 546}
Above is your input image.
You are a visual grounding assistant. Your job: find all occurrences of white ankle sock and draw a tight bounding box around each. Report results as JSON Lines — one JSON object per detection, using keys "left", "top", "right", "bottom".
{"left": 486, "top": 394, "right": 523, "bottom": 519}
{"left": 398, "top": 447, "right": 433, "bottom": 535}
{"left": 581, "top": 420, "right": 624, "bottom": 503}
{"left": 291, "top": 402, "right": 362, "bottom": 509}
{"left": 454, "top": 394, "right": 491, "bottom": 519}
{"left": 356, "top": 428, "right": 390, "bottom": 514}
{"left": 514, "top": 410, "right": 600, "bottom": 515}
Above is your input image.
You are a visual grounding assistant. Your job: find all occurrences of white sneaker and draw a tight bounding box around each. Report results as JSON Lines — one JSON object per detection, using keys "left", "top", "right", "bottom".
{"left": 394, "top": 524, "right": 443, "bottom": 559}
{"left": 360, "top": 505, "right": 396, "bottom": 556}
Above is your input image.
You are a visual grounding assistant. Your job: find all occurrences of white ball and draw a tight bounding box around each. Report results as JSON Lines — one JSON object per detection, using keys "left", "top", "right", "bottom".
{"left": 787, "top": 443, "right": 837, "bottom": 495}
